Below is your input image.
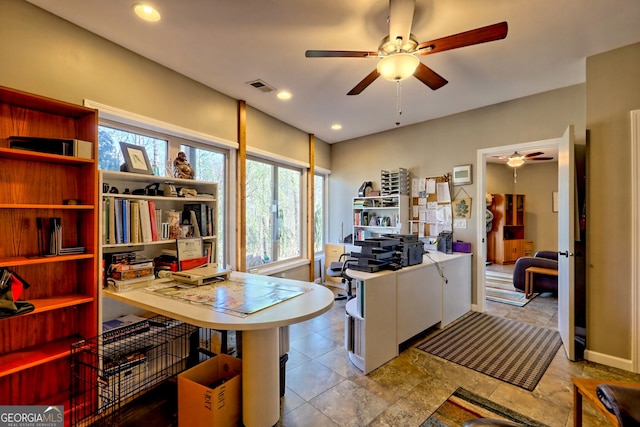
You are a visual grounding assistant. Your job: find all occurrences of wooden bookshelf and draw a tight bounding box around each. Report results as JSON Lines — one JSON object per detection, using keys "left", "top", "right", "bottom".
{"left": 0, "top": 86, "right": 98, "bottom": 409}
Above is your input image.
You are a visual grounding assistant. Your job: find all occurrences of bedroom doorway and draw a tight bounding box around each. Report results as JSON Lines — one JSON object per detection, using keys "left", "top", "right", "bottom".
{"left": 476, "top": 126, "right": 576, "bottom": 360}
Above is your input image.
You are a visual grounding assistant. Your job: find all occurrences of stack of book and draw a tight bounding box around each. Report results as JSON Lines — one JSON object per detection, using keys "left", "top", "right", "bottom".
{"left": 107, "top": 253, "right": 155, "bottom": 291}
{"left": 103, "top": 199, "right": 215, "bottom": 244}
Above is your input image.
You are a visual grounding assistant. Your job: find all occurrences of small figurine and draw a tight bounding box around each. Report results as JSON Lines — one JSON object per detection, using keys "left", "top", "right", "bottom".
{"left": 173, "top": 151, "right": 194, "bottom": 179}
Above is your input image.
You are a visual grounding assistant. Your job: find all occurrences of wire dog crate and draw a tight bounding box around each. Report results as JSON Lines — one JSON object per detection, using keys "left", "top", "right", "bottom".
{"left": 70, "top": 315, "right": 200, "bottom": 426}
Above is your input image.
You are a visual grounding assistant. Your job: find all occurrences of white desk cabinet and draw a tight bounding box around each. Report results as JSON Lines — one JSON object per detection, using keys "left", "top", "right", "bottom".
{"left": 346, "top": 252, "right": 472, "bottom": 374}
{"left": 396, "top": 264, "right": 443, "bottom": 344}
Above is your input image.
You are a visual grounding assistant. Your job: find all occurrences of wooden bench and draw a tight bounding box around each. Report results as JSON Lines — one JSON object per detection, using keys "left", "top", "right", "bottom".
{"left": 524, "top": 266, "right": 558, "bottom": 298}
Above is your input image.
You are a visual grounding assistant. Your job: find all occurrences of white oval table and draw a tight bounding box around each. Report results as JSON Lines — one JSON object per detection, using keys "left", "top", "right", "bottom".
{"left": 104, "top": 271, "right": 334, "bottom": 427}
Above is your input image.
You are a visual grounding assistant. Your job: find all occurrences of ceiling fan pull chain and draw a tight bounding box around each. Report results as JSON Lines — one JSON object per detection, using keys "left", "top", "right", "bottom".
{"left": 396, "top": 80, "right": 402, "bottom": 126}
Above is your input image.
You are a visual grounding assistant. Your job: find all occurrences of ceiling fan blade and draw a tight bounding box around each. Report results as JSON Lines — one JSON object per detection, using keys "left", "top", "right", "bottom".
{"left": 413, "top": 62, "right": 448, "bottom": 90}
{"left": 525, "top": 151, "right": 544, "bottom": 158}
{"left": 417, "top": 21, "right": 508, "bottom": 55}
{"left": 529, "top": 157, "right": 554, "bottom": 161}
{"left": 389, "top": 0, "right": 416, "bottom": 46}
{"left": 305, "top": 50, "right": 379, "bottom": 58}
{"left": 347, "top": 69, "right": 381, "bottom": 95}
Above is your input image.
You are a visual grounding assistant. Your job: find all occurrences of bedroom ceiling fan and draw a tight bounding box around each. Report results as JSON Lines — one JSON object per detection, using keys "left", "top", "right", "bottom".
{"left": 498, "top": 151, "right": 555, "bottom": 168}
{"left": 495, "top": 151, "right": 554, "bottom": 182}
{"left": 305, "top": 0, "right": 508, "bottom": 95}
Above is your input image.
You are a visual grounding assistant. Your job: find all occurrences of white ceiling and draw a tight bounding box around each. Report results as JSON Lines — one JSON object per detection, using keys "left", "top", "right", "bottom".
{"left": 25, "top": 0, "right": 640, "bottom": 144}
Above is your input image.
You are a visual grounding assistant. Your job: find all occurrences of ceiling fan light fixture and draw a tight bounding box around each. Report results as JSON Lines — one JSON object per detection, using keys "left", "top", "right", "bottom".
{"left": 133, "top": 4, "right": 161, "bottom": 22}
{"left": 507, "top": 157, "right": 525, "bottom": 167}
{"left": 377, "top": 53, "right": 419, "bottom": 81}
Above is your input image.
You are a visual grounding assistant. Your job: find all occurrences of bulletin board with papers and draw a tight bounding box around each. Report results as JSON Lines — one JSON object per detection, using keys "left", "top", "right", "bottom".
{"left": 409, "top": 175, "right": 452, "bottom": 248}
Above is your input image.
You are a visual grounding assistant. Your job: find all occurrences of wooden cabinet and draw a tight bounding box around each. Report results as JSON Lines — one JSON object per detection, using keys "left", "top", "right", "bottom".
{"left": 489, "top": 194, "right": 526, "bottom": 264}
{"left": 0, "top": 86, "right": 98, "bottom": 409}
{"left": 353, "top": 195, "right": 408, "bottom": 241}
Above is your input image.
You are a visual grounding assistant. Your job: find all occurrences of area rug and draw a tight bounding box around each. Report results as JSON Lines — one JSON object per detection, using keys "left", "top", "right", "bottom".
{"left": 485, "top": 270, "right": 536, "bottom": 307}
{"left": 420, "top": 387, "right": 548, "bottom": 426}
{"left": 485, "top": 286, "right": 537, "bottom": 307}
{"left": 416, "top": 312, "right": 562, "bottom": 391}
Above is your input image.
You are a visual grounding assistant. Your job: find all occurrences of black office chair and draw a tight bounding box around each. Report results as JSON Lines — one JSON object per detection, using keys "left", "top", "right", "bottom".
{"left": 326, "top": 253, "right": 356, "bottom": 301}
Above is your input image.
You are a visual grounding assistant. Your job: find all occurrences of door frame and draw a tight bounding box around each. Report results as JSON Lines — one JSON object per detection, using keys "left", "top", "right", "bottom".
{"left": 631, "top": 109, "right": 640, "bottom": 373}
{"left": 475, "top": 139, "right": 567, "bottom": 323}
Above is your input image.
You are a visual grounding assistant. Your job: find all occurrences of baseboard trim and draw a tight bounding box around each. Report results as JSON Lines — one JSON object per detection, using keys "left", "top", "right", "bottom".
{"left": 584, "top": 349, "right": 634, "bottom": 372}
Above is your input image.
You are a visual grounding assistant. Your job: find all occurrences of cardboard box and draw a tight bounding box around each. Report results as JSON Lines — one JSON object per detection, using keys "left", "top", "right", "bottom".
{"left": 178, "top": 354, "right": 242, "bottom": 427}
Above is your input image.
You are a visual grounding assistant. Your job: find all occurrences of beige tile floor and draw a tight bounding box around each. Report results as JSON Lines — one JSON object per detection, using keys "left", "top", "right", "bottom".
{"left": 278, "top": 282, "right": 640, "bottom": 426}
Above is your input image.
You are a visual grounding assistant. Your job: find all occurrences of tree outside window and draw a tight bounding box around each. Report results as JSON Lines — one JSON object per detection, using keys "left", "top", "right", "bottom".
{"left": 246, "top": 159, "right": 301, "bottom": 268}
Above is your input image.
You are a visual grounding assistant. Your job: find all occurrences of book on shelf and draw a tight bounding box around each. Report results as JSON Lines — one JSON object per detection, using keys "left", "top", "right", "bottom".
{"left": 183, "top": 203, "right": 209, "bottom": 237}
{"left": 114, "top": 199, "right": 123, "bottom": 244}
{"left": 48, "top": 217, "right": 62, "bottom": 255}
{"left": 108, "top": 197, "right": 116, "bottom": 244}
{"left": 130, "top": 201, "right": 140, "bottom": 244}
{"left": 122, "top": 199, "right": 130, "bottom": 244}
{"left": 138, "top": 200, "right": 153, "bottom": 243}
{"left": 148, "top": 200, "right": 158, "bottom": 241}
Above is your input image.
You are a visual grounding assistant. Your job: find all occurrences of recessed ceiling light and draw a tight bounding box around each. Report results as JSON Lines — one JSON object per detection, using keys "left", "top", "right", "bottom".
{"left": 276, "top": 91, "right": 292, "bottom": 100}
{"left": 133, "top": 4, "right": 161, "bottom": 22}
{"left": 331, "top": 124, "right": 342, "bottom": 130}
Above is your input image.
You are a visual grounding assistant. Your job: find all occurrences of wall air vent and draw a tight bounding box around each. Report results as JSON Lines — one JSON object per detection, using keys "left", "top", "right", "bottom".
{"left": 246, "top": 79, "right": 276, "bottom": 93}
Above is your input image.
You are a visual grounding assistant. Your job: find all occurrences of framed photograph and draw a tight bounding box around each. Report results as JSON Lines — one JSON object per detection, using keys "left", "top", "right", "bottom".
{"left": 452, "top": 164, "right": 472, "bottom": 186}
{"left": 119, "top": 141, "right": 154, "bottom": 175}
{"left": 552, "top": 191, "right": 559, "bottom": 212}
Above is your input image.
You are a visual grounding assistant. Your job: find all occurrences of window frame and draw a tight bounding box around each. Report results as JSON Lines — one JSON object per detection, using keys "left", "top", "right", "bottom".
{"left": 245, "top": 155, "right": 305, "bottom": 271}
{"left": 88, "top": 101, "right": 234, "bottom": 267}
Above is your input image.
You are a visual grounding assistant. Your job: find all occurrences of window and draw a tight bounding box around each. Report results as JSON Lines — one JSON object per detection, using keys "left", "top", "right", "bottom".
{"left": 98, "top": 125, "right": 168, "bottom": 174}
{"left": 180, "top": 144, "right": 227, "bottom": 265}
{"left": 97, "top": 122, "right": 228, "bottom": 266}
{"left": 246, "top": 158, "right": 302, "bottom": 268}
{"left": 314, "top": 174, "right": 326, "bottom": 253}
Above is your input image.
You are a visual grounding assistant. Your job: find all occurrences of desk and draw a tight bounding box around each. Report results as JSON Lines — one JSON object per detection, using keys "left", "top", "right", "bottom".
{"left": 525, "top": 266, "right": 558, "bottom": 298}
{"left": 572, "top": 377, "right": 640, "bottom": 426}
{"left": 103, "top": 271, "right": 334, "bottom": 427}
{"left": 345, "top": 252, "right": 471, "bottom": 373}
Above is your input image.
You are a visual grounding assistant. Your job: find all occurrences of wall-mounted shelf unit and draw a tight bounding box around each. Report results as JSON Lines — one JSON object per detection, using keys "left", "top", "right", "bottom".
{"left": 352, "top": 195, "right": 408, "bottom": 241}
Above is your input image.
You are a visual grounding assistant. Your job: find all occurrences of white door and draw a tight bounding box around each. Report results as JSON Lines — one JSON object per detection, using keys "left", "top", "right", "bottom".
{"left": 557, "top": 125, "right": 575, "bottom": 360}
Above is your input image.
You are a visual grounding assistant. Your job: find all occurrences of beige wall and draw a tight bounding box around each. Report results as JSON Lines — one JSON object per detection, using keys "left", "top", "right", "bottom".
{"left": 329, "top": 85, "right": 584, "bottom": 259}
{"left": 486, "top": 162, "right": 559, "bottom": 253}
{"left": 586, "top": 42, "right": 640, "bottom": 360}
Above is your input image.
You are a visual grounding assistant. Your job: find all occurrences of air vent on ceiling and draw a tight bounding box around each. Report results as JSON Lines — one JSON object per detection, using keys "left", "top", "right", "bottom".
{"left": 246, "top": 79, "right": 276, "bottom": 93}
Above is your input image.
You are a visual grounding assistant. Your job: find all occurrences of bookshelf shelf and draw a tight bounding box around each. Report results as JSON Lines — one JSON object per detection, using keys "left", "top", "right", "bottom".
{"left": 0, "top": 336, "right": 81, "bottom": 378}
{"left": 0, "top": 146, "right": 95, "bottom": 164}
{"left": 0, "top": 85, "right": 98, "bottom": 408}
{"left": 0, "top": 203, "right": 95, "bottom": 209}
{"left": 102, "top": 235, "right": 217, "bottom": 249}
{"left": 0, "top": 254, "right": 94, "bottom": 268}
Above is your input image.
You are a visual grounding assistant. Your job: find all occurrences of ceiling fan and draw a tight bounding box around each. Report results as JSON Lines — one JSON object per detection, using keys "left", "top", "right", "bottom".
{"left": 305, "top": 0, "right": 508, "bottom": 95}
{"left": 497, "top": 151, "right": 555, "bottom": 168}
